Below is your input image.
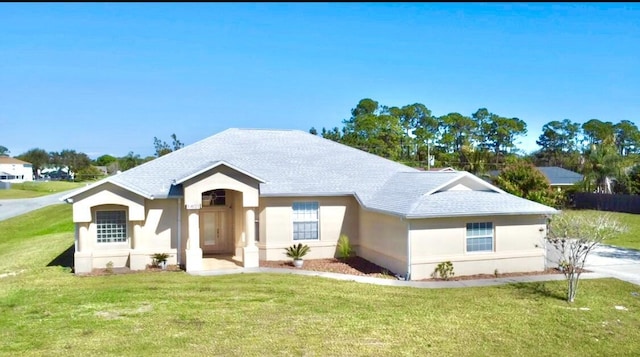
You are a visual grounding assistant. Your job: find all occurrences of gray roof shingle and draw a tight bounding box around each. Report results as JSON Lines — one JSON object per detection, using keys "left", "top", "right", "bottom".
{"left": 536, "top": 166, "right": 583, "bottom": 186}
{"left": 64, "top": 128, "right": 557, "bottom": 218}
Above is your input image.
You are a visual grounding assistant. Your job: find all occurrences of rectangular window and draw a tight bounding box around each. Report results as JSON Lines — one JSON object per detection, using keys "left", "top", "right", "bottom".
{"left": 292, "top": 202, "right": 319, "bottom": 240}
{"left": 96, "top": 210, "right": 127, "bottom": 243}
{"left": 466, "top": 222, "right": 493, "bottom": 252}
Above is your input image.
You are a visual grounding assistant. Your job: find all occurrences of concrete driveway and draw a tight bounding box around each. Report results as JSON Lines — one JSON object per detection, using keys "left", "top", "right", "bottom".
{"left": 584, "top": 245, "right": 640, "bottom": 285}
{"left": 0, "top": 191, "right": 71, "bottom": 221}
{"left": 547, "top": 243, "right": 640, "bottom": 286}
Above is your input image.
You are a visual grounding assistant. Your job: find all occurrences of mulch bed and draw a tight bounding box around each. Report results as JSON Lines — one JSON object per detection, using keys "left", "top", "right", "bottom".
{"left": 260, "top": 256, "right": 398, "bottom": 279}
{"left": 260, "top": 257, "right": 566, "bottom": 281}
{"left": 81, "top": 258, "right": 568, "bottom": 282}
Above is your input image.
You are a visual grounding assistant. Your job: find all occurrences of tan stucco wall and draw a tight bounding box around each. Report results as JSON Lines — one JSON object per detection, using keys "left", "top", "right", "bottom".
{"left": 408, "top": 215, "right": 547, "bottom": 280}
{"left": 258, "top": 196, "right": 359, "bottom": 261}
{"left": 74, "top": 200, "right": 180, "bottom": 272}
{"left": 71, "top": 182, "right": 145, "bottom": 223}
{"left": 358, "top": 209, "right": 408, "bottom": 277}
{"left": 138, "top": 199, "right": 176, "bottom": 250}
{"left": 183, "top": 165, "right": 260, "bottom": 208}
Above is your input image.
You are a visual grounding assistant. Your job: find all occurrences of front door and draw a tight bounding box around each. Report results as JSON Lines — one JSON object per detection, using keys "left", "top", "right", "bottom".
{"left": 201, "top": 209, "right": 232, "bottom": 254}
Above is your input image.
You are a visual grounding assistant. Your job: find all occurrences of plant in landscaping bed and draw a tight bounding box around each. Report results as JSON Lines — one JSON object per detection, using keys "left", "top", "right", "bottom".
{"left": 433, "top": 261, "right": 455, "bottom": 280}
{"left": 285, "top": 243, "right": 310, "bottom": 268}
{"left": 151, "top": 253, "right": 171, "bottom": 269}
{"left": 336, "top": 234, "right": 354, "bottom": 260}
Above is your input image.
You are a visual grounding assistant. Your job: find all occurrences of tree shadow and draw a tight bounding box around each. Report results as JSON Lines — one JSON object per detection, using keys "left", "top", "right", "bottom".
{"left": 510, "top": 281, "right": 566, "bottom": 301}
{"left": 47, "top": 244, "right": 74, "bottom": 271}
{"left": 594, "top": 246, "right": 640, "bottom": 261}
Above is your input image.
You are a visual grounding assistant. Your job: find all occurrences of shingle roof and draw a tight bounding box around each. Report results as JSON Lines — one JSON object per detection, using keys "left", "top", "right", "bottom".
{"left": 63, "top": 128, "right": 557, "bottom": 218}
{"left": 0, "top": 156, "right": 31, "bottom": 165}
{"left": 536, "top": 167, "right": 583, "bottom": 186}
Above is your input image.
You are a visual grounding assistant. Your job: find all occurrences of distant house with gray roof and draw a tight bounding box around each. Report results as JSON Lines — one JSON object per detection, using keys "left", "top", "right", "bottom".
{"left": 61, "top": 128, "right": 557, "bottom": 279}
{"left": 535, "top": 167, "right": 583, "bottom": 190}
{"left": 486, "top": 166, "right": 583, "bottom": 191}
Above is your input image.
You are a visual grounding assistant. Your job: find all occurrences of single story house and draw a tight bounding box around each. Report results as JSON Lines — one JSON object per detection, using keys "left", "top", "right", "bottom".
{"left": 486, "top": 166, "right": 583, "bottom": 191}
{"left": 535, "top": 167, "right": 583, "bottom": 191}
{"left": 0, "top": 156, "right": 33, "bottom": 182}
{"left": 61, "top": 129, "right": 558, "bottom": 279}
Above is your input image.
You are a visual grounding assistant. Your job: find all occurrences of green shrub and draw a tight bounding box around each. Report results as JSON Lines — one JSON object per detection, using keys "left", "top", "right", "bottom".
{"left": 285, "top": 243, "right": 310, "bottom": 260}
{"left": 336, "top": 234, "right": 354, "bottom": 260}
{"left": 434, "top": 261, "right": 455, "bottom": 280}
{"left": 151, "top": 253, "right": 171, "bottom": 267}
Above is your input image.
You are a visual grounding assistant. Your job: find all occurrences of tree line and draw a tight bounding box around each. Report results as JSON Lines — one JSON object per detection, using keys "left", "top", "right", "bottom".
{"left": 1, "top": 134, "right": 184, "bottom": 182}
{"left": 310, "top": 98, "right": 640, "bottom": 195}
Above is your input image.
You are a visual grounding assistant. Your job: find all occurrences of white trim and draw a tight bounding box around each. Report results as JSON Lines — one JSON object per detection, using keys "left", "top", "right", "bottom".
{"left": 174, "top": 160, "right": 266, "bottom": 185}
{"left": 60, "top": 177, "right": 154, "bottom": 201}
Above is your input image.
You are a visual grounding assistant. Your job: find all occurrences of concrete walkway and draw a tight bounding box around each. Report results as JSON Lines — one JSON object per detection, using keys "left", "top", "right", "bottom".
{"left": 190, "top": 267, "right": 610, "bottom": 289}
{"left": 0, "top": 191, "right": 71, "bottom": 221}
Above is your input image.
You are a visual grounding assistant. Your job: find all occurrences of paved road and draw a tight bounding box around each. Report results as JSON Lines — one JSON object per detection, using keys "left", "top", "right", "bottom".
{"left": 0, "top": 191, "right": 71, "bottom": 221}
{"left": 547, "top": 243, "right": 640, "bottom": 286}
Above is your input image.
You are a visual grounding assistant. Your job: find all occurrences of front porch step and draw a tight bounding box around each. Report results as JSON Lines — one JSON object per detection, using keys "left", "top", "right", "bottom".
{"left": 201, "top": 256, "right": 243, "bottom": 271}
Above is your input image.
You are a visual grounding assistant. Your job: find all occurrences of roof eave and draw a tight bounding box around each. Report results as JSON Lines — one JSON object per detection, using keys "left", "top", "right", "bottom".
{"left": 175, "top": 160, "right": 266, "bottom": 185}
{"left": 405, "top": 209, "right": 559, "bottom": 219}
{"left": 60, "top": 178, "right": 154, "bottom": 202}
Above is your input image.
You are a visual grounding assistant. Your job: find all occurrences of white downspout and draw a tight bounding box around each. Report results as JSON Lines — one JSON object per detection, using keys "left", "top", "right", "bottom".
{"left": 406, "top": 220, "right": 412, "bottom": 281}
{"left": 177, "top": 198, "right": 182, "bottom": 266}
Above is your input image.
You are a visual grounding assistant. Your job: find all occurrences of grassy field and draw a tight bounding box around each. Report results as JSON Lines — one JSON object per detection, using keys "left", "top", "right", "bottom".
{"left": 1, "top": 206, "right": 640, "bottom": 356}
{"left": 563, "top": 209, "right": 640, "bottom": 250}
{"left": 0, "top": 181, "right": 88, "bottom": 199}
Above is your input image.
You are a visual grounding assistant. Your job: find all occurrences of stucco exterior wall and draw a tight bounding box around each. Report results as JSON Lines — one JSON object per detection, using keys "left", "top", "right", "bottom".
{"left": 258, "top": 196, "right": 359, "bottom": 261}
{"left": 358, "top": 209, "right": 408, "bottom": 278}
{"left": 408, "top": 215, "right": 547, "bottom": 280}
{"left": 183, "top": 165, "right": 260, "bottom": 208}
{"left": 71, "top": 182, "right": 145, "bottom": 223}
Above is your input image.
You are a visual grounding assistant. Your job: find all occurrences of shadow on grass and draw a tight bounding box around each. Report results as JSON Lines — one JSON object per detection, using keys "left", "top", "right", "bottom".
{"left": 47, "top": 244, "right": 74, "bottom": 270}
{"left": 510, "top": 281, "right": 566, "bottom": 301}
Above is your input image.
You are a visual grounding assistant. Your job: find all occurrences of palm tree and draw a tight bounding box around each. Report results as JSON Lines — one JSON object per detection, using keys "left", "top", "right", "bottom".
{"left": 581, "top": 138, "right": 622, "bottom": 194}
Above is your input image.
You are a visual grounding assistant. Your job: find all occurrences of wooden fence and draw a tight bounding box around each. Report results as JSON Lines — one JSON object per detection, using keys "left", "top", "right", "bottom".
{"left": 573, "top": 193, "right": 640, "bottom": 214}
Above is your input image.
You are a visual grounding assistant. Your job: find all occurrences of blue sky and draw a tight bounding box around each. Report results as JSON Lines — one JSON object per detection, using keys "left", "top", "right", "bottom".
{"left": 1, "top": 3, "right": 639, "bottom": 159}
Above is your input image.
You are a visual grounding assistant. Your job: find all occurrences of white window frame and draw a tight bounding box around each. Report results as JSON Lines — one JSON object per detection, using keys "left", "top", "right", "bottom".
{"left": 292, "top": 201, "right": 319, "bottom": 241}
{"left": 96, "top": 210, "right": 128, "bottom": 244}
{"left": 465, "top": 222, "right": 494, "bottom": 253}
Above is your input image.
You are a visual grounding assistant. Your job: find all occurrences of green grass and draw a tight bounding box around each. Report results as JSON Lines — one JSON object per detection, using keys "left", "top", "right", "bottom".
{"left": 0, "top": 181, "right": 88, "bottom": 199}
{"left": 562, "top": 209, "right": 640, "bottom": 250}
{"left": 1, "top": 207, "right": 640, "bottom": 356}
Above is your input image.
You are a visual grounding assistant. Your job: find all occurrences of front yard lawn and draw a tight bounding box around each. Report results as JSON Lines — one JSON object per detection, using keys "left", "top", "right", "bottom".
{"left": 0, "top": 181, "right": 89, "bottom": 199}
{"left": 1, "top": 206, "right": 640, "bottom": 356}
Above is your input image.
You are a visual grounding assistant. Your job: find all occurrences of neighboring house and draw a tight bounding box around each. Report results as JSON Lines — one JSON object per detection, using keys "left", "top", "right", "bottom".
{"left": 0, "top": 156, "right": 33, "bottom": 182}
{"left": 486, "top": 166, "right": 583, "bottom": 191}
{"left": 41, "top": 167, "right": 73, "bottom": 181}
{"left": 535, "top": 167, "right": 583, "bottom": 191}
{"left": 61, "top": 129, "right": 557, "bottom": 279}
